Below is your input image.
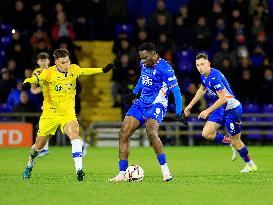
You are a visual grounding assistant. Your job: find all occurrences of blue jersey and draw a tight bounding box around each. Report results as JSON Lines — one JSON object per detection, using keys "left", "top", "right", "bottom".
{"left": 133, "top": 58, "right": 178, "bottom": 109}
{"left": 200, "top": 68, "right": 240, "bottom": 110}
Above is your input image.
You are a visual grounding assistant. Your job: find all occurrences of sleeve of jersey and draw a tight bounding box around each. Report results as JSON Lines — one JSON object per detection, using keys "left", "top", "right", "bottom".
{"left": 161, "top": 65, "right": 178, "bottom": 89}
{"left": 78, "top": 67, "right": 103, "bottom": 76}
{"left": 161, "top": 65, "right": 182, "bottom": 114}
{"left": 211, "top": 77, "right": 225, "bottom": 92}
{"left": 24, "top": 69, "right": 47, "bottom": 84}
{"left": 170, "top": 86, "right": 182, "bottom": 115}
{"left": 132, "top": 77, "right": 142, "bottom": 95}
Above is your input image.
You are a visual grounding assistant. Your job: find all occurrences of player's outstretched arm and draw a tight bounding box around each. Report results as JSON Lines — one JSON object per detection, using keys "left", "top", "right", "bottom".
{"left": 23, "top": 69, "right": 47, "bottom": 90}
{"left": 184, "top": 84, "right": 206, "bottom": 117}
{"left": 79, "top": 63, "right": 115, "bottom": 75}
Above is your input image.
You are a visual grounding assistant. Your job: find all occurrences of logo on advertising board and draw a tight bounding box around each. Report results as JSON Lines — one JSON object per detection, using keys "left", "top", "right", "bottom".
{"left": 0, "top": 123, "right": 33, "bottom": 147}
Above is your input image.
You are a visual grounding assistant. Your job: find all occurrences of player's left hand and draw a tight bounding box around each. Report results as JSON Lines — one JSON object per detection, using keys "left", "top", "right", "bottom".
{"left": 198, "top": 109, "right": 210, "bottom": 119}
{"left": 22, "top": 82, "right": 31, "bottom": 90}
{"left": 176, "top": 113, "right": 188, "bottom": 127}
{"left": 102, "top": 63, "right": 115, "bottom": 73}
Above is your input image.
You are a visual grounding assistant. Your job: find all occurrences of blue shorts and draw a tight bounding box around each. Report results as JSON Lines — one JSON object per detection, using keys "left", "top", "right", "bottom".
{"left": 208, "top": 104, "right": 243, "bottom": 136}
{"left": 126, "top": 103, "right": 166, "bottom": 126}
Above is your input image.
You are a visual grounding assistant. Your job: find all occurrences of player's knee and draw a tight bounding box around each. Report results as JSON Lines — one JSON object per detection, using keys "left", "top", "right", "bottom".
{"left": 202, "top": 130, "right": 215, "bottom": 140}
{"left": 119, "top": 126, "right": 130, "bottom": 141}
{"left": 146, "top": 126, "right": 157, "bottom": 139}
{"left": 67, "top": 126, "right": 79, "bottom": 139}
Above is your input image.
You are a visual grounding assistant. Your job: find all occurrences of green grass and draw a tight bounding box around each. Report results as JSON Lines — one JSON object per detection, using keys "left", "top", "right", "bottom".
{"left": 1, "top": 146, "right": 273, "bottom": 205}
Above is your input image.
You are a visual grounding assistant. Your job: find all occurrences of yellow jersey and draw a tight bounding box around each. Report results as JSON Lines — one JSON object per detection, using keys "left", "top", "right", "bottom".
{"left": 25, "top": 64, "right": 103, "bottom": 115}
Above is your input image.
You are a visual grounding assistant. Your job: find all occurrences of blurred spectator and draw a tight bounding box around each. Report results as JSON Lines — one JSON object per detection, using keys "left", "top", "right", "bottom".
{"left": 6, "top": 58, "right": 17, "bottom": 79}
{"left": 111, "top": 54, "right": 133, "bottom": 107}
{"left": 213, "top": 39, "right": 237, "bottom": 69}
{"left": 184, "top": 83, "right": 201, "bottom": 113}
{"left": 151, "top": 0, "right": 172, "bottom": 32}
{"left": 192, "top": 16, "right": 212, "bottom": 50}
{"left": 151, "top": 14, "right": 172, "bottom": 40}
{"left": 0, "top": 68, "right": 16, "bottom": 103}
{"left": 24, "top": 68, "right": 33, "bottom": 79}
{"left": 156, "top": 33, "right": 175, "bottom": 62}
{"left": 237, "top": 69, "right": 257, "bottom": 103}
{"left": 32, "top": 13, "right": 50, "bottom": 34}
{"left": 9, "top": 0, "right": 30, "bottom": 33}
{"left": 30, "top": 30, "right": 51, "bottom": 50}
{"left": 6, "top": 78, "right": 23, "bottom": 110}
{"left": 259, "top": 68, "right": 273, "bottom": 104}
{"left": 172, "top": 15, "right": 191, "bottom": 49}
{"left": 51, "top": 11, "right": 76, "bottom": 43}
{"left": 86, "top": 0, "right": 108, "bottom": 40}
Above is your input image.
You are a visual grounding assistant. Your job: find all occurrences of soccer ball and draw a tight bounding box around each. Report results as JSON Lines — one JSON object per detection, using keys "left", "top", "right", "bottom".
{"left": 125, "top": 165, "right": 144, "bottom": 182}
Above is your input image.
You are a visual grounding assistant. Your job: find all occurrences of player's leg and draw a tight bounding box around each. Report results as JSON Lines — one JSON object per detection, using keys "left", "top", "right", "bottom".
{"left": 38, "top": 140, "right": 49, "bottom": 157}
{"left": 23, "top": 135, "right": 50, "bottom": 179}
{"left": 109, "top": 103, "right": 143, "bottom": 182}
{"left": 146, "top": 118, "right": 172, "bottom": 182}
{"left": 23, "top": 117, "right": 57, "bottom": 179}
{"left": 202, "top": 121, "right": 231, "bottom": 145}
{"left": 145, "top": 104, "right": 172, "bottom": 182}
{"left": 226, "top": 106, "right": 257, "bottom": 172}
{"left": 203, "top": 106, "right": 233, "bottom": 145}
{"left": 63, "top": 119, "right": 85, "bottom": 181}
{"left": 109, "top": 116, "right": 140, "bottom": 181}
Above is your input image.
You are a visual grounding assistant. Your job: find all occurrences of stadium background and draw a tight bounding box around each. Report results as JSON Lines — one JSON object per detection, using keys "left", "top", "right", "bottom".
{"left": 1, "top": 1, "right": 273, "bottom": 205}
{"left": 0, "top": 0, "right": 272, "bottom": 146}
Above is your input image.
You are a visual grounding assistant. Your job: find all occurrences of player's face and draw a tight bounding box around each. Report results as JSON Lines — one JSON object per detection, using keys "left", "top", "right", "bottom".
{"left": 55, "top": 56, "right": 70, "bottom": 72}
{"left": 196, "top": 58, "right": 210, "bottom": 75}
{"left": 139, "top": 50, "right": 157, "bottom": 68}
{"left": 37, "top": 58, "right": 50, "bottom": 69}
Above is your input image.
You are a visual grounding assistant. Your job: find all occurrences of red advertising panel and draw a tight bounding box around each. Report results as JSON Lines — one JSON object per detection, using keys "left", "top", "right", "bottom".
{"left": 0, "top": 123, "right": 33, "bottom": 147}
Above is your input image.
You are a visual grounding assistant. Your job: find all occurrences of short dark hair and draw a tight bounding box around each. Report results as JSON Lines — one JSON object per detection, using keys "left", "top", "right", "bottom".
{"left": 37, "top": 52, "right": 49, "bottom": 60}
{"left": 53, "top": 48, "right": 69, "bottom": 59}
{"left": 196, "top": 53, "right": 208, "bottom": 60}
{"left": 139, "top": 42, "right": 156, "bottom": 52}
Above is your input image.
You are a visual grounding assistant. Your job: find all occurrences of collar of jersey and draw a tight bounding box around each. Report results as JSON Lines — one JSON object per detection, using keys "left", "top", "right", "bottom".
{"left": 56, "top": 66, "right": 68, "bottom": 75}
{"left": 151, "top": 57, "right": 161, "bottom": 67}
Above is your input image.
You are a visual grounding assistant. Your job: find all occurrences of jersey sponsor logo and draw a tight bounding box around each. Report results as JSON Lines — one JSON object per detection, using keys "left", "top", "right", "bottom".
{"left": 213, "top": 84, "right": 221, "bottom": 89}
{"left": 168, "top": 76, "right": 176, "bottom": 81}
{"left": 142, "top": 75, "right": 153, "bottom": 86}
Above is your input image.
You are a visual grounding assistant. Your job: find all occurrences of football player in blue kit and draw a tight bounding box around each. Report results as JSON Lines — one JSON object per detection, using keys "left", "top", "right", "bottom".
{"left": 109, "top": 42, "right": 188, "bottom": 182}
{"left": 184, "top": 53, "right": 257, "bottom": 173}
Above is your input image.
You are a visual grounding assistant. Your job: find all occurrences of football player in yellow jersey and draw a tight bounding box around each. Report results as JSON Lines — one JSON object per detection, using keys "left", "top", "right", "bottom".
{"left": 31, "top": 52, "right": 51, "bottom": 157}
{"left": 23, "top": 48, "right": 115, "bottom": 181}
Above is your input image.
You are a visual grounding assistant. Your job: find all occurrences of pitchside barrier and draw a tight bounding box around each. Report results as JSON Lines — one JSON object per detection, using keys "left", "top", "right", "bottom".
{"left": 0, "top": 113, "right": 272, "bottom": 146}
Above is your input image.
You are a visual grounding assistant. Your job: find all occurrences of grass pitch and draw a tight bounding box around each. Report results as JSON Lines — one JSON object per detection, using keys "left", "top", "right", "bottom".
{"left": 1, "top": 146, "right": 273, "bottom": 205}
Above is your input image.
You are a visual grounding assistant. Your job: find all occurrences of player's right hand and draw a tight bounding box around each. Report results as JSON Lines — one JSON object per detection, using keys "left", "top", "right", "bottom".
{"left": 176, "top": 113, "right": 188, "bottom": 127}
{"left": 123, "top": 92, "right": 137, "bottom": 105}
{"left": 22, "top": 82, "right": 31, "bottom": 90}
{"left": 184, "top": 105, "right": 192, "bottom": 117}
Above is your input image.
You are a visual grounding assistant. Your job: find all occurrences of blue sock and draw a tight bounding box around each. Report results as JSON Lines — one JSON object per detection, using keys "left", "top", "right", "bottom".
{"left": 119, "top": 160, "right": 128, "bottom": 171}
{"left": 237, "top": 146, "right": 251, "bottom": 162}
{"left": 157, "top": 153, "right": 167, "bottom": 165}
{"left": 214, "top": 133, "right": 230, "bottom": 145}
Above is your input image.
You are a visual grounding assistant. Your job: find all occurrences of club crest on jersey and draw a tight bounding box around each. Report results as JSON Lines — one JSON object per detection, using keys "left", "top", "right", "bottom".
{"left": 168, "top": 76, "right": 176, "bottom": 81}
{"left": 142, "top": 75, "right": 153, "bottom": 86}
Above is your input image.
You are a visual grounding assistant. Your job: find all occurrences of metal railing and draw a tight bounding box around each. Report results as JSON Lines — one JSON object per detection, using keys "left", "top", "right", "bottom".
{"left": 1, "top": 112, "right": 273, "bottom": 146}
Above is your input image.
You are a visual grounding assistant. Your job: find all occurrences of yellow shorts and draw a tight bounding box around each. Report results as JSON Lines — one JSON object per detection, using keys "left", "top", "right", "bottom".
{"left": 37, "top": 114, "right": 77, "bottom": 137}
